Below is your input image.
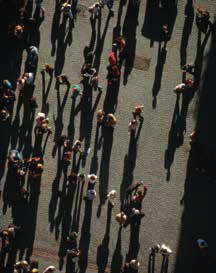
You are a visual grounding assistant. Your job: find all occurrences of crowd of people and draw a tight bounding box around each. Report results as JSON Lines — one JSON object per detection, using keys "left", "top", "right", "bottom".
{"left": 0, "top": 0, "right": 214, "bottom": 272}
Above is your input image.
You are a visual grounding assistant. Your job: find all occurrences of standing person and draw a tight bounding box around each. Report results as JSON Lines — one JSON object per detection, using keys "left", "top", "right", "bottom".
{"left": 115, "top": 212, "right": 127, "bottom": 226}
{"left": 25, "top": 46, "right": 39, "bottom": 73}
{"left": 128, "top": 119, "right": 138, "bottom": 134}
{"left": 99, "top": 0, "right": 114, "bottom": 15}
{"left": 61, "top": 2, "right": 73, "bottom": 20}
{"left": 85, "top": 174, "right": 97, "bottom": 200}
{"left": 132, "top": 105, "right": 144, "bottom": 120}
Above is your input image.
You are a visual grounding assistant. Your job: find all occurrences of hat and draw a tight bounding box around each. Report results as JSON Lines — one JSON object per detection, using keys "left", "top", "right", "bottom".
{"left": 31, "top": 269, "right": 39, "bottom": 273}
{"left": 88, "top": 174, "right": 97, "bottom": 180}
{"left": 43, "top": 265, "right": 55, "bottom": 273}
{"left": 197, "top": 239, "right": 208, "bottom": 249}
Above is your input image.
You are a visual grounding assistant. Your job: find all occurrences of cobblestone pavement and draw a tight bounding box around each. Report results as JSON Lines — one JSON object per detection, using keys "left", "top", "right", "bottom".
{"left": 0, "top": 0, "right": 216, "bottom": 273}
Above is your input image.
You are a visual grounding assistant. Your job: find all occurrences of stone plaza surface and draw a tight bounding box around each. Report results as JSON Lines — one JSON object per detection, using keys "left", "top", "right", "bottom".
{"left": 0, "top": 0, "right": 216, "bottom": 273}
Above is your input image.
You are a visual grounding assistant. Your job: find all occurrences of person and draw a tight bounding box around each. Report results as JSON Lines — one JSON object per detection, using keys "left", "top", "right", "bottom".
{"left": 96, "top": 109, "right": 105, "bottom": 123}
{"left": 182, "top": 64, "right": 195, "bottom": 75}
{"left": 90, "top": 72, "right": 102, "bottom": 92}
{"left": 81, "top": 63, "right": 96, "bottom": 80}
{"left": 149, "top": 244, "right": 161, "bottom": 256}
{"left": 196, "top": 7, "right": 210, "bottom": 33}
{"left": 133, "top": 105, "right": 144, "bottom": 120}
{"left": 129, "top": 259, "right": 140, "bottom": 270}
{"left": 71, "top": 84, "right": 81, "bottom": 98}
{"left": 132, "top": 185, "right": 148, "bottom": 210}
{"left": 61, "top": 2, "right": 73, "bottom": 20}
{"left": 14, "top": 24, "right": 24, "bottom": 39}
{"left": 99, "top": 0, "right": 114, "bottom": 15}
{"left": 113, "top": 36, "right": 126, "bottom": 53}
{"left": 77, "top": 173, "right": 85, "bottom": 183}
{"left": 34, "top": 112, "right": 51, "bottom": 135}
{"left": 14, "top": 260, "right": 29, "bottom": 273}
{"left": 106, "top": 190, "right": 117, "bottom": 207}
{"left": 128, "top": 119, "right": 138, "bottom": 134}
{"left": 173, "top": 83, "right": 186, "bottom": 95}
{"left": 29, "top": 163, "right": 44, "bottom": 179}
{"left": 72, "top": 140, "right": 82, "bottom": 153}
{"left": 106, "top": 113, "right": 117, "bottom": 127}
{"left": 56, "top": 74, "right": 69, "bottom": 85}
{"left": 41, "top": 64, "right": 54, "bottom": 77}
{"left": 115, "top": 212, "right": 127, "bottom": 226}
{"left": 25, "top": 46, "right": 39, "bottom": 72}
{"left": 130, "top": 208, "right": 145, "bottom": 224}
{"left": 23, "top": 72, "right": 34, "bottom": 86}
{"left": 161, "top": 24, "right": 169, "bottom": 43}
{"left": 0, "top": 107, "right": 10, "bottom": 122}
{"left": 88, "top": 2, "right": 103, "bottom": 19}
{"left": 197, "top": 238, "right": 208, "bottom": 256}
{"left": 160, "top": 244, "right": 172, "bottom": 256}
{"left": 85, "top": 174, "right": 97, "bottom": 200}
{"left": 108, "top": 51, "right": 117, "bottom": 65}
{"left": 2, "top": 79, "right": 12, "bottom": 91}
{"left": 63, "top": 144, "right": 73, "bottom": 163}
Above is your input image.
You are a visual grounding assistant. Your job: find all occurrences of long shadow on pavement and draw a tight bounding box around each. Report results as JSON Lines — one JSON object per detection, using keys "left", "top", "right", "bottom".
{"left": 174, "top": 21, "right": 216, "bottom": 273}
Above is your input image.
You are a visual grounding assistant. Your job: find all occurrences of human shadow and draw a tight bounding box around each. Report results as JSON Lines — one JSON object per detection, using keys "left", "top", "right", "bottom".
{"left": 103, "top": 79, "right": 120, "bottom": 114}
{"left": 160, "top": 255, "right": 169, "bottom": 273}
{"left": 41, "top": 72, "right": 53, "bottom": 114}
{"left": 71, "top": 178, "right": 85, "bottom": 232}
{"left": 78, "top": 200, "right": 93, "bottom": 273}
{"left": 96, "top": 202, "right": 113, "bottom": 273}
{"left": 0, "top": 122, "right": 11, "bottom": 186}
{"left": 112, "top": 0, "right": 126, "bottom": 40}
{"left": 98, "top": 125, "right": 114, "bottom": 207}
{"left": 11, "top": 83, "right": 35, "bottom": 151}
{"left": 120, "top": 119, "right": 144, "bottom": 208}
{"left": 49, "top": 147, "right": 64, "bottom": 231}
{"left": 75, "top": 78, "right": 102, "bottom": 163}
{"left": 195, "top": 19, "right": 216, "bottom": 154}
{"left": 148, "top": 253, "right": 156, "bottom": 273}
{"left": 193, "top": 27, "right": 212, "bottom": 90}
{"left": 51, "top": 0, "right": 62, "bottom": 57}
{"left": 89, "top": 123, "right": 100, "bottom": 175}
{"left": 125, "top": 222, "right": 140, "bottom": 262}
{"left": 93, "top": 11, "right": 113, "bottom": 72}
{"left": 120, "top": 0, "right": 140, "bottom": 85}
{"left": 53, "top": 164, "right": 69, "bottom": 241}
{"left": 57, "top": 173, "right": 78, "bottom": 262}
{"left": 141, "top": 0, "right": 177, "bottom": 46}
{"left": 2, "top": 162, "right": 19, "bottom": 215}
{"left": 174, "top": 24, "right": 216, "bottom": 273}
{"left": 12, "top": 174, "right": 41, "bottom": 262}
{"left": 53, "top": 81, "right": 70, "bottom": 143}
{"left": 54, "top": 15, "right": 74, "bottom": 76}
{"left": 110, "top": 227, "right": 123, "bottom": 273}
{"left": 67, "top": 96, "right": 76, "bottom": 143}
{"left": 180, "top": 0, "right": 194, "bottom": 68}
{"left": 152, "top": 42, "right": 167, "bottom": 109}
{"left": 164, "top": 95, "right": 180, "bottom": 181}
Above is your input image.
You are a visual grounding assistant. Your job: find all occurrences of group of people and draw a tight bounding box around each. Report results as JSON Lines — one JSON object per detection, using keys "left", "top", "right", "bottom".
{"left": 0, "top": 0, "right": 214, "bottom": 272}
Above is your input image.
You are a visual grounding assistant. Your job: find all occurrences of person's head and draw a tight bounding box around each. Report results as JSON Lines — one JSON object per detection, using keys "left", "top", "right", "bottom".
{"left": 68, "top": 172, "right": 77, "bottom": 182}
{"left": 14, "top": 24, "right": 24, "bottom": 38}
{"left": 29, "top": 260, "right": 38, "bottom": 269}
{"left": 88, "top": 174, "right": 97, "bottom": 183}
{"left": 78, "top": 173, "right": 85, "bottom": 181}
{"left": 131, "top": 119, "right": 137, "bottom": 125}
{"left": 30, "top": 47, "right": 37, "bottom": 55}
{"left": 186, "top": 79, "right": 193, "bottom": 87}
{"left": 36, "top": 163, "right": 43, "bottom": 172}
